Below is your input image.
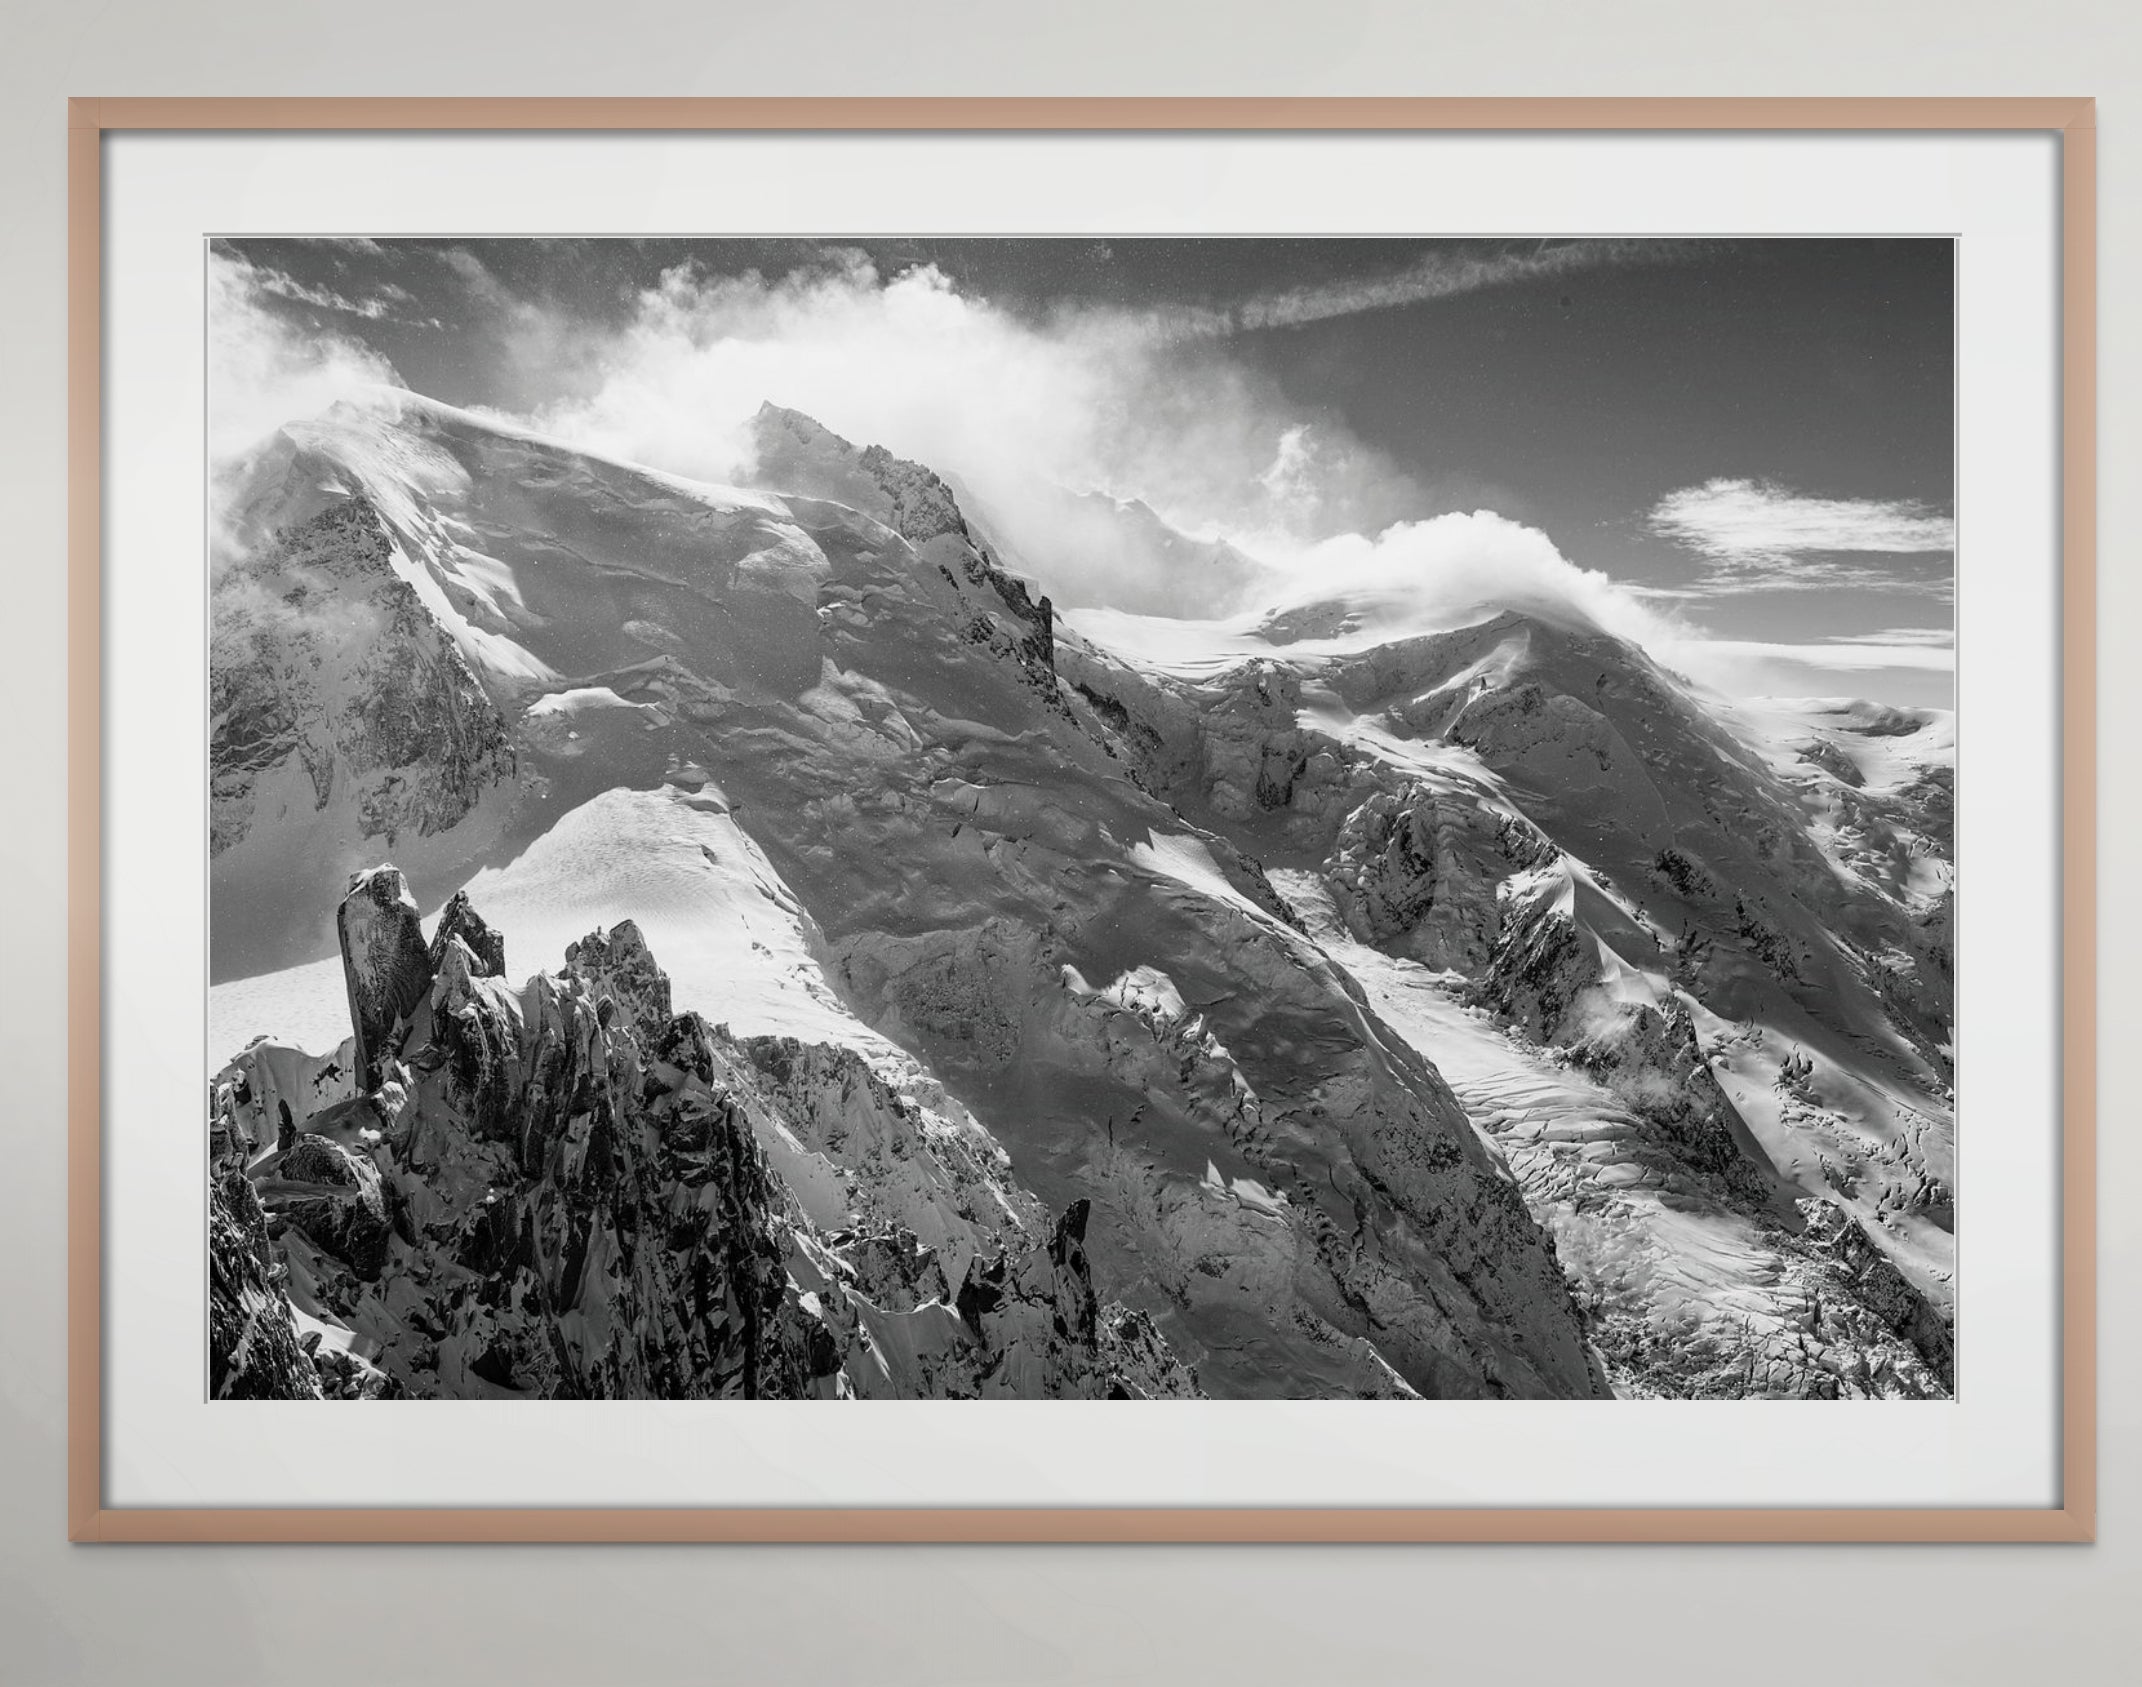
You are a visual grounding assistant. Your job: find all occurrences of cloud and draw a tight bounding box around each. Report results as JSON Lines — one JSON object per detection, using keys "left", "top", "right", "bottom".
{"left": 1825, "top": 626, "right": 1953, "bottom": 649}
{"left": 1647, "top": 477, "right": 1954, "bottom": 593}
{"left": 1267, "top": 511, "right": 1681, "bottom": 652}
{"left": 1651, "top": 478, "right": 1954, "bottom": 561}
{"left": 209, "top": 250, "right": 403, "bottom": 461}
{"left": 245, "top": 263, "right": 415, "bottom": 321}
{"left": 485, "top": 250, "right": 1704, "bottom": 645}
{"left": 1263, "top": 508, "right": 1957, "bottom": 701}
{"left": 437, "top": 246, "right": 515, "bottom": 307}
{"left": 521, "top": 254, "right": 1435, "bottom": 607}
{"left": 1666, "top": 634, "right": 1956, "bottom": 706}
{"left": 1145, "top": 238, "right": 1706, "bottom": 340}
{"left": 1679, "top": 637, "right": 1954, "bottom": 674}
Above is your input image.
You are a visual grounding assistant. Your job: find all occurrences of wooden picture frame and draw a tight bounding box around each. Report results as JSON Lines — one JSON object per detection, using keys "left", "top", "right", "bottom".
{"left": 69, "top": 97, "right": 2096, "bottom": 1543}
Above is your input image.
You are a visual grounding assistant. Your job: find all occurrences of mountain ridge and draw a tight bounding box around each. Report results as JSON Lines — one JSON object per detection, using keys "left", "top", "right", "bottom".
{"left": 206, "top": 395, "right": 1955, "bottom": 1401}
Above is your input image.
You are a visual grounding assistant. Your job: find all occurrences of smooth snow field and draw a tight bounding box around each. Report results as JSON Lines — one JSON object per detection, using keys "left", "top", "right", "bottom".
{"left": 212, "top": 778, "right": 895, "bottom": 1069}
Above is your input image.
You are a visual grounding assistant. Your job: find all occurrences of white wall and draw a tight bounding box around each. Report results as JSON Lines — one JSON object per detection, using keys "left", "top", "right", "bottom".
{"left": 1, "top": 5, "right": 2132, "bottom": 1682}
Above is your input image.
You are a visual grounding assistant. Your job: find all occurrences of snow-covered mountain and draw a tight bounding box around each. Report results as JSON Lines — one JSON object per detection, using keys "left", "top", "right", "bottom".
{"left": 208, "top": 392, "right": 1956, "bottom": 1401}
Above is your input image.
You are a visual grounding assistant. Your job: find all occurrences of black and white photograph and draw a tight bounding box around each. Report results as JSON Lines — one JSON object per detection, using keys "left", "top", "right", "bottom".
{"left": 204, "top": 234, "right": 1958, "bottom": 1405}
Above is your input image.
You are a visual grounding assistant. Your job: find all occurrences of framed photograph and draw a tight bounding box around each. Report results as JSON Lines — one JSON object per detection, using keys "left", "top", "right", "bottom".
{"left": 70, "top": 98, "right": 2095, "bottom": 1542}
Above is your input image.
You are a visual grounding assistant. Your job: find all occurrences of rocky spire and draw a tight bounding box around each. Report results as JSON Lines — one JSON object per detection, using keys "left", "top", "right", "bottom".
{"left": 337, "top": 865, "right": 432, "bottom": 1089}
{"left": 428, "top": 888, "right": 506, "bottom": 979}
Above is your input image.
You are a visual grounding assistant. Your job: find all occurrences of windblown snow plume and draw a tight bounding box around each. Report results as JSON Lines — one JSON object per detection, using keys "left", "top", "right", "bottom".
{"left": 521, "top": 256, "right": 1438, "bottom": 607}
{"left": 211, "top": 249, "right": 402, "bottom": 463}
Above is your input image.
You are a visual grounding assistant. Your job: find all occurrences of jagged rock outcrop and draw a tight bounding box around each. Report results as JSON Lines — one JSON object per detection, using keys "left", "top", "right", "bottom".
{"left": 1474, "top": 871, "right": 1598, "bottom": 1043}
{"left": 1568, "top": 1000, "right": 1756, "bottom": 1190}
{"left": 428, "top": 888, "right": 506, "bottom": 979}
{"left": 954, "top": 1200, "right": 1113, "bottom": 1395}
{"left": 1796, "top": 1200, "right": 1956, "bottom": 1392}
{"left": 1328, "top": 786, "right": 1556, "bottom": 970}
{"left": 208, "top": 1167, "right": 322, "bottom": 1400}
{"left": 212, "top": 879, "right": 1205, "bottom": 1401}
{"left": 730, "top": 1031, "right": 1037, "bottom": 1291}
{"left": 269, "top": 1131, "right": 394, "bottom": 1280}
{"left": 790, "top": 1200, "right": 1204, "bottom": 1400}
{"left": 356, "top": 930, "right": 836, "bottom": 1398}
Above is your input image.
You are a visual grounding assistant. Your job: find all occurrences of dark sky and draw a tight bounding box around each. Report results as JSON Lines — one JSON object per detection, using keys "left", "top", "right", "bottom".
{"left": 875, "top": 235, "right": 1953, "bottom": 515}
{"left": 214, "top": 235, "right": 1955, "bottom": 702}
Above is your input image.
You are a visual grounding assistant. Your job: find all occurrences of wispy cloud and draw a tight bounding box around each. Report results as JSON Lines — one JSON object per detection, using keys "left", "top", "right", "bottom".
{"left": 1682, "top": 636, "right": 1954, "bottom": 674}
{"left": 437, "top": 246, "right": 515, "bottom": 307}
{"left": 1647, "top": 477, "right": 1953, "bottom": 594}
{"left": 210, "top": 252, "right": 402, "bottom": 456}
{"left": 1640, "top": 566, "right": 1955, "bottom": 600}
{"left": 247, "top": 263, "right": 415, "bottom": 322}
{"left": 1661, "top": 634, "right": 1954, "bottom": 708}
{"left": 1652, "top": 477, "right": 1954, "bottom": 561}
{"left": 1826, "top": 626, "right": 1953, "bottom": 649}
{"left": 1121, "top": 239, "right": 1709, "bottom": 342}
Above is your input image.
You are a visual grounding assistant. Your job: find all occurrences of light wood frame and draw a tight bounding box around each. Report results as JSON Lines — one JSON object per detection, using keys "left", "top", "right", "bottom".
{"left": 67, "top": 96, "right": 2097, "bottom": 1544}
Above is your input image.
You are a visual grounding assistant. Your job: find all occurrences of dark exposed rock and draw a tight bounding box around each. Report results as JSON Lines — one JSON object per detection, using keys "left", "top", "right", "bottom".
{"left": 209, "top": 1169, "right": 321, "bottom": 1400}
{"left": 338, "top": 865, "right": 434, "bottom": 1089}
{"left": 273, "top": 1132, "right": 394, "bottom": 1280}
{"left": 1799, "top": 737, "right": 1866, "bottom": 788}
{"left": 280, "top": 1132, "right": 362, "bottom": 1187}
{"left": 562, "top": 919, "right": 671, "bottom": 1040}
{"left": 1476, "top": 893, "right": 1595, "bottom": 1045}
{"left": 1797, "top": 1200, "right": 1956, "bottom": 1390}
{"left": 1329, "top": 786, "right": 1556, "bottom": 970}
{"left": 1650, "top": 845, "right": 1717, "bottom": 902}
{"left": 1569, "top": 1001, "right": 1768, "bottom": 1201}
{"left": 829, "top": 1225, "right": 954, "bottom": 1314}
{"left": 1099, "top": 1305, "right": 1203, "bottom": 1400}
{"left": 312, "top": 1345, "right": 405, "bottom": 1400}
{"left": 786, "top": 1198, "right": 1203, "bottom": 1401}
{"left": 956, "top": 1199, "right": 1098, "bottom": 1394}
{"left": 428, "top": 889, "right": 506, "bottom": 979}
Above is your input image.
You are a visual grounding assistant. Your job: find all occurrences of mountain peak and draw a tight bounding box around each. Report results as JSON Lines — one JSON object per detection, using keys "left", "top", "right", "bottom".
{"left": 746, "top": 405, "right": 972, "bottom": 547}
